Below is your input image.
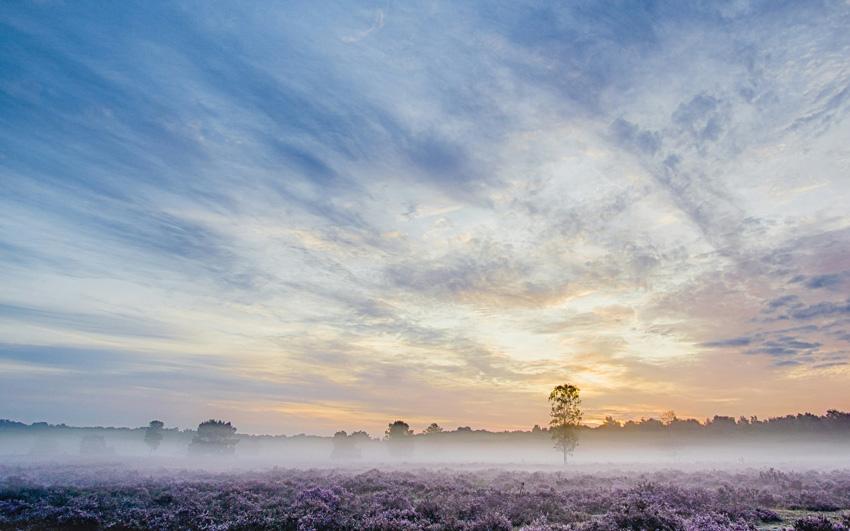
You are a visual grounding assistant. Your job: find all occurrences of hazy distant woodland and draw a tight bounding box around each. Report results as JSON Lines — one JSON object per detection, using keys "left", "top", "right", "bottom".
{"left": 4, "top": 386, "right": 850, "bottom": 530}
{"left": 2, "top": 409, "right": 849, "bottom": 467}
{"left": 5, "top": 416, "right": 850, "bottom": 530}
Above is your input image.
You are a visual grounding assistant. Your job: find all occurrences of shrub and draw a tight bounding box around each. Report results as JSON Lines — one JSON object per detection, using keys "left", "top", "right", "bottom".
{"left": 794, "top": 515, "right": 847, "bottom": 531}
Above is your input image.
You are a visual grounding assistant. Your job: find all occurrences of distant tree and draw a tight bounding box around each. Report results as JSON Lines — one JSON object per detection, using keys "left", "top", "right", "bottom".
{"left": 549, "top": 384, "right": 583, "bottom": 465}
{"left": 144, "top": 420, "right": 164, "bottom": 453}
{"left": 189, "top": 420, "right": 238, "bottom": 455}
{"left": 532, "top": 424, "right": 543, "bottom": 433}
{"left": 385, "top": 420, "right": 414, "bottom": 458}
{"left": 638, "top": 418, "right": 664, "bottom": 431}
{"left": 350, "top": 430, "right": 371, "bottom": 442}
{"left": 423, "top": 423, "right": 444, "bottom": 434}
{"left": 456, "top": 426, "right": 473, "bottom": 432}
{"left": 0, "top": 419, "right": 27, "bottom": 429}
{"left": 386, "top": 420, "right": 413, "bottom": 439}
{"left": 661, "top": 410, "right": 678, "bottom": 426}
{"left": 707, "top": 415, "right": 736, "bottom": 432}
{"left": 330, "top": 430, "right": 362, "bottom": 460}
{"left": 600, "top": 416, "right": 621, "bottom": 429}
{"left": 659, "top": 411, "right": 680, "bottom": 459}
{"left": 826, "top": 410, "right": 850, "bottom": 430}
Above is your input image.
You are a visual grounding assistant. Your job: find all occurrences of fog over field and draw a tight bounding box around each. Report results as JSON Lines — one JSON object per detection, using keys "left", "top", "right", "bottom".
{"left": 2, "top": 413, "right": 849, "bottom": 470}
{"left": 3, "top": 443, "right": 850, "bottom": 530}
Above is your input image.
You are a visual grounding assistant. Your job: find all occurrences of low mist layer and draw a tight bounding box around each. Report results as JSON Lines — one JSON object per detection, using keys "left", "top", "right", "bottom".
{"left": 2, "top": 410, "right": 849, "bottom": 469}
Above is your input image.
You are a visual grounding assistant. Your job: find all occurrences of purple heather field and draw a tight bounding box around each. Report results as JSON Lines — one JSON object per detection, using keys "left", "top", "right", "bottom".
{"left": 2, "top": 463, "right": 850, "bottom": 530}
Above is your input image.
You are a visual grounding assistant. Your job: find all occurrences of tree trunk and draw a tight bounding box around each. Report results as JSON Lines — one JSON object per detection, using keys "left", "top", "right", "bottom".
{"left": 563, "top": 446, "right": 567, "bottom": 465}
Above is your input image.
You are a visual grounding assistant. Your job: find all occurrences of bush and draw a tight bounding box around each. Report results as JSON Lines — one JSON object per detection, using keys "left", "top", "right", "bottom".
{"left": 794, "top": 515, "right": 847, "bottom": 531}
{"left": 755, "top": 507, "right": 782, "bottom": 523}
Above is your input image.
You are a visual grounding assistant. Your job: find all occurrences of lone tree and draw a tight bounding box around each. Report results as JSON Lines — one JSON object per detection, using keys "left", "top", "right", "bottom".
{"left": 385, "top": 420, "right": 414, "bottom": 458}
{"left": 144, "top": 420, "right": 164, "bottom": 453}
{"left": 549, "top": 384, "right": 583, "bottom": 465}
{"left": 189, "top": 420, "right": 238, "bottom": 455}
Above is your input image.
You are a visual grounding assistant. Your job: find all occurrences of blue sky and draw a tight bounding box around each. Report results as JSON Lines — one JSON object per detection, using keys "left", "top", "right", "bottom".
{"left": 1, "top": 0, "right": 850, "bottom": 435}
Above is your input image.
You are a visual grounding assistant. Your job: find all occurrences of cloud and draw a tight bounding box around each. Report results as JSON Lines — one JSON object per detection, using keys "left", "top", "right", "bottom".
{"left": 803, "top": 273, "right": 846, "bottom": 290}
{"left": 385, "top": 239, "right": 570, "bottom": 308}
{"left": 671, "top": 93, "right": 726, "bottom": 148}
{"left": 747, "top": 336, "right": 821, "bottom": 358}
{"left": 340, "top": 8, "right": 385, "bottom": 44}
{"left": 786, "top": 299, "right": 850, "bottom": 320}
{"left": 0, "top": 304, "right": 176, "bottom": 340}
{"left": 610, "top": 118, "right": 661, "bottom": 155}
{"left": 702, "top": 336, "right": 753, "bottom": 348}
{"left": 764, "top": 295, "right": 802, "bottom": 313}
{"left": 1, "top": 0, "right": 849, "bottom": 432}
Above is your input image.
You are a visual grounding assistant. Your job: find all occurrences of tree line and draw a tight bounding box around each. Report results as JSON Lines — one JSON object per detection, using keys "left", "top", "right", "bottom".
{"left": 4, "top": 383, "right": 849, "bottom": 463}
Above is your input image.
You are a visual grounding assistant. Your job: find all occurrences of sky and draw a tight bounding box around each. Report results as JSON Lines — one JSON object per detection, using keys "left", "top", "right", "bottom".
{"left": 1, "top": 1, "right": 850, "bottom": 436}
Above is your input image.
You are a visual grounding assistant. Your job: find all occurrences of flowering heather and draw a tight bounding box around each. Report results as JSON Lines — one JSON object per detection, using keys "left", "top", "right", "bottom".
{"left": 2, "top": 465, "right": 850, "bottom": 530}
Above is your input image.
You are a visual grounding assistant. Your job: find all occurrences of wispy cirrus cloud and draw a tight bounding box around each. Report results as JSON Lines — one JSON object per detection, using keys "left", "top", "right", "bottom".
{"left": 1, "top": 1, "right": 849, "bottom": 433}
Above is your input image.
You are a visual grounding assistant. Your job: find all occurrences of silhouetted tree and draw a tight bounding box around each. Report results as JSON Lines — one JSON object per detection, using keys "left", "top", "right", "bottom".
{"left": 549, "top": 384, "right": 582, "bottom": 465}
{"left": 386, "top": 420, "right": 412, "bottom": 438}
{"left": 671, "top": 418, "right": 701, "bottom": 432}
{"left": 661, "top": 410, "right": 678, "bottom": 426}
{"left": 385, "top": 420, "right": 413, "bottom": 458}
{"left": 330, "top": 430, "right": 361, "bottom": 460}
{"left": 659, "top": 411, "right": 680, "bottom": 458}
{"left": 637, "top": 418, "right": 664, "bottom": 431}
{"left": 189, "top": 420, "right": 238, "bottom": 455}
{"left": 707, "top": 415, "right": 736, "bottom": 433}
{"left": 144, "top": 420, "right": 164, "bottom": 453}
{"left": 350, "top": 430, "right": 371, "bottom": 442}
{"left": 600, "top": 416, "right": 621, "bottom": 430}
{"left": 423, "top": 423, "right": 443, "bottom": 434}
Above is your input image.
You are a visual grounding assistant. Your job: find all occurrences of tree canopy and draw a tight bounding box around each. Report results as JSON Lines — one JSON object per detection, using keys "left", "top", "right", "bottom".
{"left": 549, "top": 384, "right": 583, "bottom": 464}
{"left": 144, "top": 420, "right": 164, "bottom": 452}
{"left": 385, "top": 420, "right": 414, "bottom": 458}
{"left": 188, "top": 419, "right": 238, "bottom": 455}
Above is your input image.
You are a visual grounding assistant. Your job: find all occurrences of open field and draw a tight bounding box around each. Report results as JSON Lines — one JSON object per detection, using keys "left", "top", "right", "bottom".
{"left": 2, "top": 464, "right": 850, "bottom": 530}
